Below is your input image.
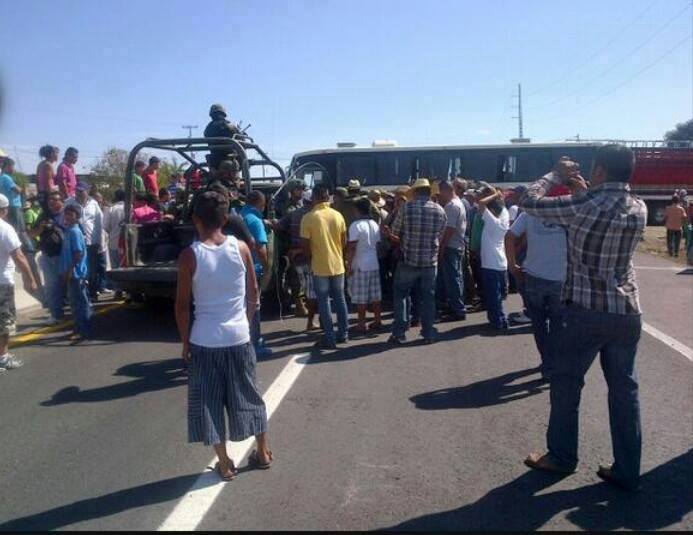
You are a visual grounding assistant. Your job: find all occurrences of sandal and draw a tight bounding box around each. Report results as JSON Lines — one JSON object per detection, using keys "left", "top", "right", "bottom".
{"left": 524, "top": 452, "right": 575, "bottom": 474}
{"left": 248, "top": 449, "right": 273, "bottom": 470}
{"left": 214, "top": 460, "right": 237, "bottom": 481}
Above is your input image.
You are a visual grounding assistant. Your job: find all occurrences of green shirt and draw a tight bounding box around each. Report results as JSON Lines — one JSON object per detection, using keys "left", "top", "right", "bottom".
{"left": 470, "top": 213, "right": 485, "bottom": 253}
{"left": 133, "top": 174, "right": 145, "bottom": 193}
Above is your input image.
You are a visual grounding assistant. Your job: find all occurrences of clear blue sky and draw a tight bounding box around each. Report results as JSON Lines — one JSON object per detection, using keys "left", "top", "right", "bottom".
{"left": 1, "top": 0, "right": 691, "bottom": 173}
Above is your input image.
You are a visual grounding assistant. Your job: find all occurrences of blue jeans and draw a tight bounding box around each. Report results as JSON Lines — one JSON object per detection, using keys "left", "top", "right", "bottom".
{"left": 547, "top": 304, "right": 642, "bottom": 488}
{"left": 481, "top": 268, "right": 507, "bottom": 328}
{"left": 68, "top": 278, "right": 92, "bottom": 337}
{"left": 440, "top": 247, "right": 466, "bottom": 317}
{"left": 313, "top": 274, "right": 349, "bottom": 344}
{"left": 523, "top": 273, "right": 563, "bottom": 377}
{"left": 39, "top": 254, "right": 64, "bottom": 320}
{"left": 393, "top": 264, "right": 437, "bottom": 340}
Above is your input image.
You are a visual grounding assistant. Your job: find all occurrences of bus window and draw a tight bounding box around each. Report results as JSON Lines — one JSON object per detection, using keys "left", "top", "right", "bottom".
{"left": 338, "top": 155, "right": 375, "bottom": 185}
{"left": 496, "top": 154, "right": 517, "bottom": 182}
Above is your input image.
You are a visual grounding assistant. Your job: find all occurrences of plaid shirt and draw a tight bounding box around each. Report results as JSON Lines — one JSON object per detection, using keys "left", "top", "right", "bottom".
{"left": 391, "top": 197, "right": 446, "bottom": 267}
{"left": 519, "top": 173, "right": 647, "bottom": 315}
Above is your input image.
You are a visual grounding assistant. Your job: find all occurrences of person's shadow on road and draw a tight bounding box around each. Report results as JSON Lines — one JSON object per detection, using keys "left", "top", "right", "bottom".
{"left": 40, "top": 359, "right": 187, "bottom": 406}
{"left": 389, "top": 448, "right": 693, "bottom": 531}
{"left": 410, "top": 367, "right": 548, "bottom": 410}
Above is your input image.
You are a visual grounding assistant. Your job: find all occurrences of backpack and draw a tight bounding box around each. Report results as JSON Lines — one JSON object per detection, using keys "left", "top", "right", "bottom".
{"left": 39, "top": 221, "right": 64, "bottom": 257}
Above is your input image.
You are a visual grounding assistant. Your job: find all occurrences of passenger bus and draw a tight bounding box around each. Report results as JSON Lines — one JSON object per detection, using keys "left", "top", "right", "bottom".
{"left": 287, "top": 140, "right": 693, "bottom": 224}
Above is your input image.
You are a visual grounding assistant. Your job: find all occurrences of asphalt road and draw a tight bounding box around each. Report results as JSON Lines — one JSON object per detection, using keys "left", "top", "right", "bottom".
{"left": 0, "top": 252, "right": 691, "bottom": 531}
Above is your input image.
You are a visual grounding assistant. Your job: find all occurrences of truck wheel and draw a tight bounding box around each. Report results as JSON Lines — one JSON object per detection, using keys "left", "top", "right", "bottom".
{"left": 647, "top": 202, "right": 666, "bottom": 226}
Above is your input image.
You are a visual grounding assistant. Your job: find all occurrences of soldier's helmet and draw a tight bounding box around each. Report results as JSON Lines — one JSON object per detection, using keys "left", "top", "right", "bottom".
{"left": 209, "top": 103, "right": 228, "bottom": 118}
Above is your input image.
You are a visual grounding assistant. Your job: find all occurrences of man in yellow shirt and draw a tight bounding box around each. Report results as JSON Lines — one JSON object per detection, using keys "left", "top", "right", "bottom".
{"left": 301, "top": 184, "right": 348, "bottom": 350}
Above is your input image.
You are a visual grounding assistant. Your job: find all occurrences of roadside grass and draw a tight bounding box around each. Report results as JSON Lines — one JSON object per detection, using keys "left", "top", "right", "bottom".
{"left": 637, "top": 226, "right": 689, "bottom": 265}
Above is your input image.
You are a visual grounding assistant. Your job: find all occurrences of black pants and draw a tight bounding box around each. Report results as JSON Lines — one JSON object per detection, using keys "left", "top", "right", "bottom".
{"left": 666, "top": 229, "right": 682, "bottom": 256}
{"left": 86, "top": 244, "right": 106, "bottom": 299}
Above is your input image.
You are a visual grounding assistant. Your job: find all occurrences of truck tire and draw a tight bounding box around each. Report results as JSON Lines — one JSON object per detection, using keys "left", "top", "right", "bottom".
{"left": 647, "top": 201, "right": 666, "bottom": 226}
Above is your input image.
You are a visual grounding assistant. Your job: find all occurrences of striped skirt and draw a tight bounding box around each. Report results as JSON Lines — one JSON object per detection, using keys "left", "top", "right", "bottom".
{"left": 188, "top": 342, "right": 268, "bottom": 445}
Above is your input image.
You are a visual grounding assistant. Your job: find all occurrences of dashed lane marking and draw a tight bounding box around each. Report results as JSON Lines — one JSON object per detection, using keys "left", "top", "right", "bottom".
{"left": 9, "top": 302, "right": 126, "bottom": 348}
{"left": 158, "top": 352, "right": 311, "bottom": 531}
{"left": 642, "top": 322, "right": 693, "bottom": 363}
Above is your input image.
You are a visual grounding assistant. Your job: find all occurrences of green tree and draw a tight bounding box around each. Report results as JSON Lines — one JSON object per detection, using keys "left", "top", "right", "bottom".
{"left": 664, "top": 119, "right": 693, "bottom": 142}
{"left": 90, "top": 147, "right": 152, "bottom": 197}
{"left": 157, "top": 157, "right": 186, "bottom": 190}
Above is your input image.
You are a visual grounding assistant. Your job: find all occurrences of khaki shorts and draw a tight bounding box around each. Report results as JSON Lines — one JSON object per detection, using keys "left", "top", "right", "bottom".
{"left": 0, "top": 284, "right": 16, "bottom": 336}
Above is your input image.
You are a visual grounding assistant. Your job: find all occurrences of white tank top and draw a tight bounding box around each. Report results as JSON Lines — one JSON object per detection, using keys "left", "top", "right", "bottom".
{"left": 189, "top": 235, "right": 250, "bottom": 348}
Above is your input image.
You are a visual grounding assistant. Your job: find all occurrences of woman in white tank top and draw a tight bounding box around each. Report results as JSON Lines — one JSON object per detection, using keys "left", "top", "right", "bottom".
{"left": 175, "top": 191, "right": 273, "bottom": 481}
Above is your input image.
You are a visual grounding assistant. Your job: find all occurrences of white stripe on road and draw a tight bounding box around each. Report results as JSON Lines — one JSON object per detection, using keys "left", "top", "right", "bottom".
{"left": 158, "top": 352, "right": 311, "bottom": 531}
{"left": 642, "top": 322, "right": 693, "bottom": 363}
{"left": 635, "top": 266, "right": 690, "bottom": 271}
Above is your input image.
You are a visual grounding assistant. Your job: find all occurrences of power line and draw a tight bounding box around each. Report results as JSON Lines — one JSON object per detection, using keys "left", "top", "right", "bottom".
{"left": 543, "top": 32, "right": 692, "bottom": 125}
{"left": 532, "top": 2, "right": 691, "bottom": 111}
{"left": 525, "top": 0, "right": 662, "bottom": 98}
{"left": 575, "top": 32, "right": 693, "bottom": 111}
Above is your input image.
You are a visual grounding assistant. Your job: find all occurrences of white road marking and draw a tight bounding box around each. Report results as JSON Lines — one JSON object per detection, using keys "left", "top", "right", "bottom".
{"left": 158, "top": 352, "right": 311, "bottom": 531}
{"left": 642, "top": 322, "right": 693, "bottom": 363}
{"left": 636, "top": 266, "right": 690, "bottom": 272}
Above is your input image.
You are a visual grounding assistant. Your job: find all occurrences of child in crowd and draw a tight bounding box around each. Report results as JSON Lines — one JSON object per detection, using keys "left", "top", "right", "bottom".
{"left": 59, "top": 203, "right": 92, "bottom": 342}
{"left": 346, "top": 197, "right": 382, "bottom": 333}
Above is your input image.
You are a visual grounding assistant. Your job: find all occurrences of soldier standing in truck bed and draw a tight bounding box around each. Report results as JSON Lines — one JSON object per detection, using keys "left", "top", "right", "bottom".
{"left": 204, "top": 104, "right": 240, "bottom": 171}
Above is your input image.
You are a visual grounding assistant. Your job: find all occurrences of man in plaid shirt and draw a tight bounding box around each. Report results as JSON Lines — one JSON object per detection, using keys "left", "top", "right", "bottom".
{"left": 387, "top": 178, "right": 446, "bottom": 345}
{"left": 521, "top": 145, "right": 647, "bottom": 492}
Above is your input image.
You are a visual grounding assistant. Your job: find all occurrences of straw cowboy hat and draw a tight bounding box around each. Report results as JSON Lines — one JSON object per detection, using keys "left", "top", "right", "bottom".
{"left": 368, "top": 189, "right": 386, "bottom": 208}
{"left": 347, "top": 179, "right": 361, "bottom": 191}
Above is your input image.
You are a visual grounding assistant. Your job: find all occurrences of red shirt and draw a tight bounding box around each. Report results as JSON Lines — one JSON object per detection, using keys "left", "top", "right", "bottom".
{"left": 142, "top": 169, "right": 159, "bottom": 195}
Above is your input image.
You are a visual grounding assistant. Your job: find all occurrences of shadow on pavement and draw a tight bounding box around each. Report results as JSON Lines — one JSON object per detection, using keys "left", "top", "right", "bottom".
{"left": 410, "top": 367, "right": 547, "bottom": 410}
{"left": 389, "top": 449, "right": 693, "bottom": 531}
{"left": 0, "top": 473, "right": 205, "bottom": 531}
{"left": 41, "top": 359, "right": 186, "bottom": 406}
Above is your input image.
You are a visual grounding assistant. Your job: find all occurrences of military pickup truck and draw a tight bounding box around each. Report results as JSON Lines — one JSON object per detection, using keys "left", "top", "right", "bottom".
{"left": 108, "top": 136, "right": 289, "bottom": 302}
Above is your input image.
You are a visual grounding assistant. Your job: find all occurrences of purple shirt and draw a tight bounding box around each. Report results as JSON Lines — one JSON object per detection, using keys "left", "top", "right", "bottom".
{"left": 55, "top": 162, "right": 77, "bottom": 198}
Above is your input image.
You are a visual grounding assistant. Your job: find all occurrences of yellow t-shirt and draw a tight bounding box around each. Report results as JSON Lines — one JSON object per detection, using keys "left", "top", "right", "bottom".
{"left": 300, "top": 202, "right": 346, "bottom": 276}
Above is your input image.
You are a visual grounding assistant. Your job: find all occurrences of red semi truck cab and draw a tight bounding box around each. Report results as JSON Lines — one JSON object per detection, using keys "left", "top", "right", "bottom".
{"left": 631, "top": 143, "right": 693, "bottom": 225}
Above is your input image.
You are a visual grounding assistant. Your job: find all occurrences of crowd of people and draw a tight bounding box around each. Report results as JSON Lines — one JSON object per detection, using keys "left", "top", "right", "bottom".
{"left": 176, "top": 142, "right": 672, "bottom": 492}
{"left": 0, "top": 114, "right": 688, "bottom": 490}
{"left": 0, "top": 142, "right": 190, "bottom": 361}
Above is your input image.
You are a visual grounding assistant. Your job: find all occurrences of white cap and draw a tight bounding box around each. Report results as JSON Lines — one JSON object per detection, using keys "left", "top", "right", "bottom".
{"left": 0, "top": 194, "right": 8, "bottom": 208}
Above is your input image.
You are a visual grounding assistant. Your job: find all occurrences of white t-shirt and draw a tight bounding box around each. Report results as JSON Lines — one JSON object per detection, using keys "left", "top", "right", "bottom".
{"left": 481, "top": 207, "right": 510, "bottom": 271}
{"left": 508, "top": 205, "right": 519, "bottom": 223}
{"left": 0, "top": 219, "right": 21, "bottom": 285}
{"left": 348, "top": 219, "right": 380, "bottom": 272}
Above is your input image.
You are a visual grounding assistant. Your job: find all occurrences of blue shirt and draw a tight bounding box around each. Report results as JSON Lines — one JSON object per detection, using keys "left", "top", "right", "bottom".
{"left": 59, "top": 225, "right": 88, "bottom": 279}
{"left": 509, "top": 212, "right": 567, "bottom": 282}
{"left": 0, "top": 174, "right": 21, "bottom": 208}
{"left": 240, "top": 205, "right": 268, "bottom": 276}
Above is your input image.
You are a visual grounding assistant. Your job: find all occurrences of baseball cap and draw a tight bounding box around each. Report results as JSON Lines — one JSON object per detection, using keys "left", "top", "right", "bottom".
{"left": 0, "top": 194, "right": 8, "bottom": 208}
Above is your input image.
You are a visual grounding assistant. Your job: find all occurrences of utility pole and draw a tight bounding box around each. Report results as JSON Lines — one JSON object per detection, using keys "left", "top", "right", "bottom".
{"left": 182, "top": 124, "right": 199, "bottom": 159}
{"left": 13, "top": 146, "right": 23, "bottom": 172}
{"left": 511, "top": 83, "right": 530, "bottom": 143}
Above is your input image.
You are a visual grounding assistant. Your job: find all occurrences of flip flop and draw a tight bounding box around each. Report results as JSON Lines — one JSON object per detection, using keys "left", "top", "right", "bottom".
{"left": 524, "top": 452, "right": 576, "bottom": 474}
{"left": 214, "top": 461, "right": 237, "bottom": 481}
{"left": 248, "top": 449, "right": 273, "bottom": 470}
